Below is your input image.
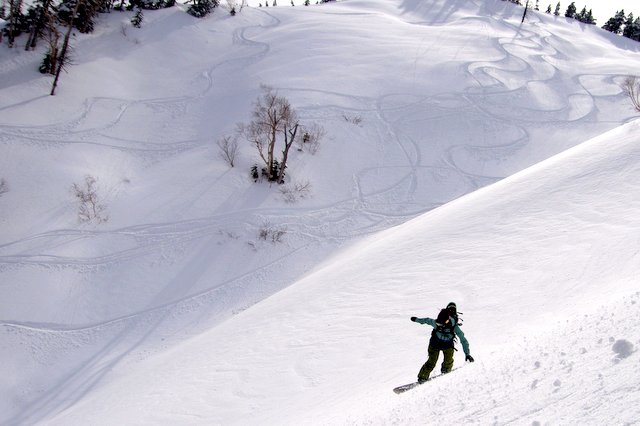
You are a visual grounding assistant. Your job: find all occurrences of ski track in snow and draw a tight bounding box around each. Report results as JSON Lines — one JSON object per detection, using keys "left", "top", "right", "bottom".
{"left": 0, "top": 0, "right": 631, "bottom": 352}
{"left": 0, "top": 3, "right": 629, "bottom": 330}
{"left": 1, "top": 1, "right": 639, "bottom": 424}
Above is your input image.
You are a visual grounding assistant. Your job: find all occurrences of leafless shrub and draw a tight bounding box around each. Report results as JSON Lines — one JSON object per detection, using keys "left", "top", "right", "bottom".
{"left": 297, "top": 123, "right": 325, "bottom": 154}
{"left": 217, "top": 135, "right": 239, "bottom": 167}
{"left": 258, "top": 221, "right": 287, "bottom": 243}
{"left": 621, "top": 76, "right": 640, "bottom": 112}
{"left": 279, "top": 179, "right": 312, "bottom": 203}
{"left": 343, "top": 113, "right": 363, "bottom": 126}
{"left": 72, "top": 175, "right": 108, "bottom": 224}
{"left": 0, "top": 178, "right": 8, "bottom": 197}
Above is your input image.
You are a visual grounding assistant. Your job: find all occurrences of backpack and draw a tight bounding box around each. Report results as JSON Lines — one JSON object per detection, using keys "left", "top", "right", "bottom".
{"left": 430, "top": 308, "right": 460, "bottom": 350}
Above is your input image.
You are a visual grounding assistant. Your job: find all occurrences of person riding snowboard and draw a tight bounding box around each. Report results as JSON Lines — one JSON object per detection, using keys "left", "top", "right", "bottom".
{"left": 410, "top": 302, "right": 474, "bottom": 383}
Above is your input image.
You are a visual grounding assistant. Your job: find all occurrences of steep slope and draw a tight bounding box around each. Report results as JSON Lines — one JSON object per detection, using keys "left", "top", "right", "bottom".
{"left": 40, "top": 119, "right": 640, "bottom": 425}
{"left": 2, "top": 0, "right": 640, "bottom": 423}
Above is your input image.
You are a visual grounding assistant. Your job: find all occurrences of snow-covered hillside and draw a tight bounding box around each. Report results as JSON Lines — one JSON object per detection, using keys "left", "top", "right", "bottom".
{"left": 1, "top": 0, "right": 640, "bottom": 424}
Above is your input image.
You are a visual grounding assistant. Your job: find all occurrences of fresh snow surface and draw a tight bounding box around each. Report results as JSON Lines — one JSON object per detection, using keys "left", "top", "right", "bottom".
{"left": 1, "top": 0, "right": 640, "bottom": 424}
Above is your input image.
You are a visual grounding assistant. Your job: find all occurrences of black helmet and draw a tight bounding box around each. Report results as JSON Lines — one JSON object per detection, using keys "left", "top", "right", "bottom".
{"left": 446, "top": 302, "right": 457, "bottom": 313}
{"left": 436, "top": 309, "right": 450, "bottom": 325}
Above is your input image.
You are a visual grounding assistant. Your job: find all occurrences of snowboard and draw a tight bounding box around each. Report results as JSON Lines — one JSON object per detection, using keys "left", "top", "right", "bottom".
{"left": 393, "top": 381, "right": 424, "bottom": 394}
{"left": 393, "top": 366, "right": 465, "bottom": 394}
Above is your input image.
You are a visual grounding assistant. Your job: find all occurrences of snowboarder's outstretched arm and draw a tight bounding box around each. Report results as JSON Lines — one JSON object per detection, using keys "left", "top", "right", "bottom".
{"left": 410, "top": 317, "right": 436, "bottom": 327}
{"left": 454, "top": 325, "right": 471, "bottom": 357}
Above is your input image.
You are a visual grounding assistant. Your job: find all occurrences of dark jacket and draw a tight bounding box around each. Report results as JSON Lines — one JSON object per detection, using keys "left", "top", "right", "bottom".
{"left": 413, "top": 316, "right": 470, "bottom": 356}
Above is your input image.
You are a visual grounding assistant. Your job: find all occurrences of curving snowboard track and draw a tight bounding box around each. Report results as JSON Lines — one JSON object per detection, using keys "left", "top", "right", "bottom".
{"left": 0, "top": 2, "right": 637, "bottom": 424}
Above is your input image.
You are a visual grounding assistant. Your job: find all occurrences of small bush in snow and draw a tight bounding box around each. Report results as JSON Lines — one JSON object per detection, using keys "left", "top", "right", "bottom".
{"left": 39, "top": 51, "right": 55, "bottom": 74}
{"left": 297, "top": 123, "right": 325, "bottom": 154}
{"left": 0, "top": 178, "right": 8, "bottom": 197}
{"left": 342, "top": 113, "right": 363, "bottom": 126}
{"left": 72, "top": 175, "right": 109, "bottom": 224}
{"left": 258, "top": 221, "right": 286, "bottom": 243}
{"left": 279, "top": 180, "right": 311, "bottom": 203}
{"left": 621, "top": 76, "right": 640, "bottom": 113}
{"left": 217, "top": 135, "right": 239, "bottom": 167}
{"left": 250, "top": 160, "right": 285, "bottom": 182}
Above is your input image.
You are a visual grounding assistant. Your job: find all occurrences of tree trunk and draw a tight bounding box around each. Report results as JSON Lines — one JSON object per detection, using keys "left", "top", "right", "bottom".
{"left": 8, "top": 0, "right": 23, "bottom": 48}
{"left": 26, "top": 0, "right": 52, "bottom": 50}
{"left": 267, "top": 126, "right": 277, "bottom": 178}
{"left": 278, "top": 123, "right": 298, "bottom": 184}
{"left": 521, "top": 0, "right": 529, "bottom": 23}
{"left": 51, "top": 0, "right": 82, "bottom": 95}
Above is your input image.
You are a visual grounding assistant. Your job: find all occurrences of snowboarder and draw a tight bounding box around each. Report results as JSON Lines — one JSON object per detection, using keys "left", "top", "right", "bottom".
{"left": 411, "top": 302, "right": 474, "bottom": 383}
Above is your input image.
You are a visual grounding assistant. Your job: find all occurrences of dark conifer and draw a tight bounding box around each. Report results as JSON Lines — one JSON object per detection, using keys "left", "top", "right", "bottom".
{"left": 602, "top": 10, "right": 626, "bottom": 34}
{"left": 564, "top": 1, "right": 576, "bottom": 18}
{"left": 131, "top": 7, "right": 143, "bottom": 27}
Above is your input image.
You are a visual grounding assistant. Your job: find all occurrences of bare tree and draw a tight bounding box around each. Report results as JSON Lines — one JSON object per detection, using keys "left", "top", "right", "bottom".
{"left": 621, "top": 76, "right": 640, "bottom": 112}
{"left": 217, "top": 134, "right": 239, "bottom": 167}
{"left": 72, "top": 175, "right": 108, "bottom": 223}
{"left": 242, "top": 85, "right": 301, "bottom": 184}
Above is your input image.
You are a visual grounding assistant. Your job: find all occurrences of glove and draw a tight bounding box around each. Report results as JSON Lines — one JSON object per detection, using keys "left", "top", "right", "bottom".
{"left": 410, "top": 316, "right": 417, "bottom": 322}
{"left": 465, "top": 354, "right": 475, "bottom": 362}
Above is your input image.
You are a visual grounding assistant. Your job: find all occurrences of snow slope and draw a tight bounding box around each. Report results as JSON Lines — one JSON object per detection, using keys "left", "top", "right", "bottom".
{"left": 1, "top": 0, "right": 640, "bottom": 424}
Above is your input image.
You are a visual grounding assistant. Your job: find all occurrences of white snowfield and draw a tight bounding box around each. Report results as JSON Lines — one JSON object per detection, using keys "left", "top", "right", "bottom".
{"left": 1, "top": 0, "right": 640, "bottom": 424}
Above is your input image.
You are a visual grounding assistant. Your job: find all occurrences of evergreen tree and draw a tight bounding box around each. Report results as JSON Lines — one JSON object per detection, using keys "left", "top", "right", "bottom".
{"left": 39, "top": 9, "right": 60, "bottom": 74}
{"left": 187, "top": 0, "right": 218, "bottom": 17}
{"left": 575, "top": 6, "right": 594, "bottom": 24}
{"left": 5, "top": 0, "right": 24, "bottom": 47}
{"left": 534, "top": 0, "right": 539, "bottom": 11}
{"left": 24, "top": 0, "right": 56, "bottom": 50}
{"left": 602, "top": 10, "right": 626, "bottom": 34}
{"left": 626, "top": 17, "right": 640, "bottom": 41}
{"left": 623, "top": 13, "right": 635, "bottom": 38}
{"left": 58, "top": 0, "right": 106, "bottom": 33}
{"left": 554, "top": 2, "right": 561, "bottom": 16}
{"left": 545, "top": 4, "right": 551, "bottom": 13}
{"left": 131, "top": 7, "right": 142, "bottom": 27}
{"left": 51, "top": 0, "right": 82, "bottom": 95}
{"left": 584, "top": 9, "right": 595, "bottom": 24}
{"left": 564, "top": 1, "right": 576, "bottom": 18}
